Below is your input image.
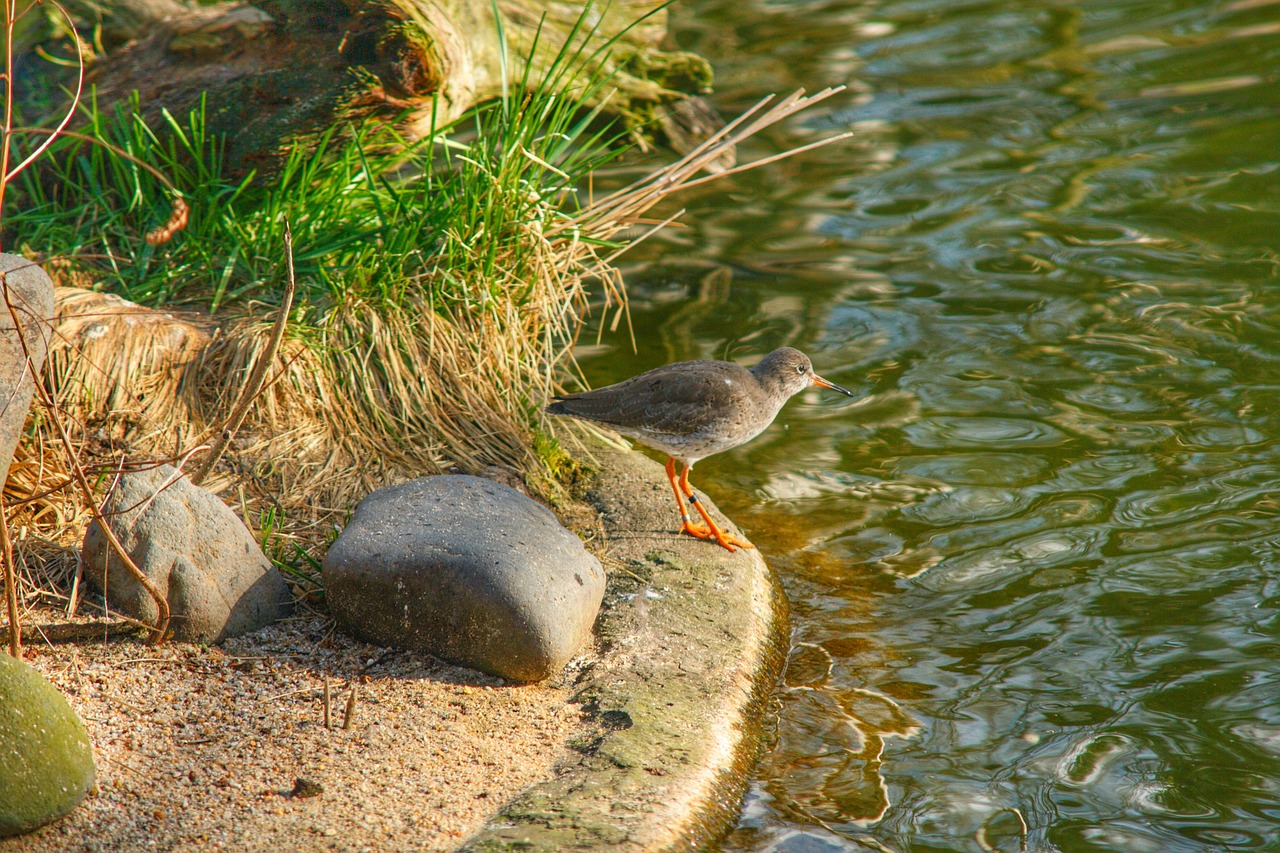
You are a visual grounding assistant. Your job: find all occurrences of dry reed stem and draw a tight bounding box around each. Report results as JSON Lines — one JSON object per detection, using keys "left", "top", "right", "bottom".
{"left": 564, "top": 88, "right": 849, "bottom": 237}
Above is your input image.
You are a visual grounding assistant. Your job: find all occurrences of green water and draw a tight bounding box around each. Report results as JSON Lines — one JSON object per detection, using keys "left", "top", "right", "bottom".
{"left": 572, "top": 1, "right": 1280, "bottom": 850}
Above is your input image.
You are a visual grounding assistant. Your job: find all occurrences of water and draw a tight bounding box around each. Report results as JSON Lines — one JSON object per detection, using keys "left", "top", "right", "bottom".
{"left": 571, "top": 1, "right": 1280, "bottom": 850}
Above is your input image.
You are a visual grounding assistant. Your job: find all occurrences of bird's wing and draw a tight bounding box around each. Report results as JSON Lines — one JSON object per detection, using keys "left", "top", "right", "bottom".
{"left": 550, "top": 361, "right": 748, "bottom": 437}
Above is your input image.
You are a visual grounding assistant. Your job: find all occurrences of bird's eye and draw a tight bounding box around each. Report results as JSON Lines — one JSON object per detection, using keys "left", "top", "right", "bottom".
{"left": 796, "top": 365, "right": 806, "bottom": 374}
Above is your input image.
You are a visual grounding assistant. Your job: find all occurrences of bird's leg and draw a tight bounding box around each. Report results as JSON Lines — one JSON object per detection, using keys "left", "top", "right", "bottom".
{"left": 666, "top": 458, "right": 717, "bottom": 543}
{"left": 664, "top": 458, "right": 699, "bottom": 531}
{"left": 677, "top": 462, "right": 755, "bottom": 552}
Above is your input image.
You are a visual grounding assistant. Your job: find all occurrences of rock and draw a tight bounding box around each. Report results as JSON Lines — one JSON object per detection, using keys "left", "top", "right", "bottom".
{"left": 0, "top": 652, "right": 96, "bottom": 837}
{"left": 82, "top": 465, "right": 290, "bottom": 643}
{"left": 323, "top": 475, "right": 605, "bottom": 683}
{"left": 0, "top": 255, "right": 54, "bottom": 487}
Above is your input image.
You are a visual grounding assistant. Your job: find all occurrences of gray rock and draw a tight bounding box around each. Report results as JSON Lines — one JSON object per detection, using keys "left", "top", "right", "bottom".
{"left": 83, "top": 465, "right": 290, "bottom": 643}
{"left": 323, "top": 475, "right": 605, "bottom": 683}
{"left": 0, "top": 652, "right": 96, "bottom": 837}
{"left": 0, "top": 255, "right": 54, "bottom": 487}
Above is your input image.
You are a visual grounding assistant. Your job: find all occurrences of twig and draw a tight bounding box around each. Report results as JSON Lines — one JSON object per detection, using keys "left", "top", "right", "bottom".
{"left": 66, "top": 549, "right": 84, "bottom": 616}
{"left": 116, "top": 443, "right": 212, "bottom": 517}
{"left": 342, "top": 685, "right": 357, "bottom": 730}
{"left": 20, "top": 618, "right": 145, "bottom": 644}
{"left": 2, "top": 279, "right": 170, "bottom": 643}
{"left": 0, "top": 0, "right": 90, "bottom": 252}
{"left": 192, "top": 219, "right": 297, "bottom": 485}
{"left": 3, "top": 4, "right": 84, "bottom": 184}
{"left": 1, "top": 495, "right": 20, "bottom": 657}
{"left": 0, "top": 0, "right": 20, "bottom": 244}
{"left": 323, "top": 677, "right": 332, "bottom": 729}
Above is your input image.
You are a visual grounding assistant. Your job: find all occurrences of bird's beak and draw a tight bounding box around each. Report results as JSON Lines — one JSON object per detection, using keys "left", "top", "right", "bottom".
{"left": 812, "top": 374, "right": 854, "bottom": 397}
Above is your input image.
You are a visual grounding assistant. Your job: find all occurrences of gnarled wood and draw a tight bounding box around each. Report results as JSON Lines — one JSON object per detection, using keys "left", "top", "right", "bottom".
{"left": 22, "top": 0, "right": 726, "bottom": 174}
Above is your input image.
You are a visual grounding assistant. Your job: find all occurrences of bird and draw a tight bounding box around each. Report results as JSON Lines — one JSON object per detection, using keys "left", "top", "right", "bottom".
{"left": 546, "top": 347, "right": 854, "bottom": 552}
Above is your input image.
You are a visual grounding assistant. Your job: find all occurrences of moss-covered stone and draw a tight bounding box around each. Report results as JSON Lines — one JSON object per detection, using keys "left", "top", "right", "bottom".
{"left": 0, "top": 653, "right": 96, "bottom": 837}
{"left": 460, "top": 441, "right": 788, "bottom": 851}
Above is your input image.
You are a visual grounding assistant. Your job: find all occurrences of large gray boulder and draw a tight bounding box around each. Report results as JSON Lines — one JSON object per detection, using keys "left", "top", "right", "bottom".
{"left": 83, "top": 465, "right": 290, "bottom": 643}
{"left": 0, "top": 652, "right": 96, "bottom": 837}
{"left": 323, "top": 475, "right": 605, "bottom": 683}
{"left": 0, "top": 255, "right": 54, "bottom": 487}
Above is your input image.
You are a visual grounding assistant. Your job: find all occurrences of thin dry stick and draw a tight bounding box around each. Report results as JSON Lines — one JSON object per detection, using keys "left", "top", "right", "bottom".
{"left": 1, "top": 281, "right": 170, "bottom": 643}
{"left": 0, "top": 0, "right": 89, "bottom": 250}
{"left": 323, "top": 677, "right": 332, "bottom": 729}
{"left": 1, "top": 495, "right": 20, "bottom": 657}
{"left": 0, "top": 0, "right": 19, "bottom": 240}
{"left": 192, "top": 220, "right": 297, "bottom": 485}
{"left": 65, "top": 549, "right": 83, "bottom": 617}
{"left": 4, "top": 18, "right": 83, "bottom": 183}
{"left": 116, "top": 443, "right": 212, "bottom": 517}
{"left": 342, "top": 685, "right": 357, "bottom": 730}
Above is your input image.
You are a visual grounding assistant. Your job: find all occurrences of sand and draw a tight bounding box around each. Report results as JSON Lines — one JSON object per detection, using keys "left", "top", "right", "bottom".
{"left": 1, "top": 612, "right": 590, "bottom": 853}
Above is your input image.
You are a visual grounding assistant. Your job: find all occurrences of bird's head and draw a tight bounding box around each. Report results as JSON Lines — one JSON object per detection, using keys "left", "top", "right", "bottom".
{"left": 752, "top": 347, "right": 854, "bottom": 399}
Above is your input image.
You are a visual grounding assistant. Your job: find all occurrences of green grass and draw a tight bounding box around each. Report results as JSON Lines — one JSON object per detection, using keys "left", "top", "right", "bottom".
{"left": 2, "top": 11, "right": 652, "bottom": 508}
{"left": 6, "top": 71, "right": 626, "bottom": 317}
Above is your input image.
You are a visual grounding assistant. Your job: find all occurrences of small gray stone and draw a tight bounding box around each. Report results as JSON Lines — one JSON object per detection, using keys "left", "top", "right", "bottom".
{"left": 323, "top": 475, "right": 605, "bottom": 683}
{"left": 83, "top": 465, "right": 290, "bottom": 643}
{"left": 0, "top": 255, "right": 54, "bottom": 487}
{"left": 0, "top": 652, "right": 96, "bottom": 837}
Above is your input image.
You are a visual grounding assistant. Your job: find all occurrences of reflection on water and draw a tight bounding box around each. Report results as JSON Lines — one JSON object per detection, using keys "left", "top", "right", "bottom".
{"left": 570, "top": 0, "right": 1280, "bottom": 850}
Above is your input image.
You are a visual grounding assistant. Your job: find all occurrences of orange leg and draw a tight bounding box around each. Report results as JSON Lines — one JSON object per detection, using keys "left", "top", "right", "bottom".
{"left": 664, "top": 458, "right": 754, "bottom": 553}
{"left": 664, "top": 458, "right": 710, "bottom": 540}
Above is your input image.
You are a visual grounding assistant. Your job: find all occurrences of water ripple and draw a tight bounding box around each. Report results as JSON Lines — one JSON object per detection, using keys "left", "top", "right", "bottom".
{"left": 1061, "top": 382, "right": 1163, "bottom": 414}
{"left": 901, "top": 487, "right": 1031, "bottom": 526}
{"left": 1112, "top": 464, "right": 1280, "bottom": 527}
{"left": 889, "top": 453, "right": 1050, "bottom": 486}
{"left": 613, "top": 0, "right": 1280, "bottom": 850}
{"left": 903, "top": 417, "right": 1068, "bottom": 449}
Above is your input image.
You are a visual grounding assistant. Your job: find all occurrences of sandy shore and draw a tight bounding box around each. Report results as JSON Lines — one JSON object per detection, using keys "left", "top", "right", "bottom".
{"left": 2, "top": 444, "right": 785, "bottom": 853}
{"left": 2, "top": 612, "right": 590, "bottom": 853}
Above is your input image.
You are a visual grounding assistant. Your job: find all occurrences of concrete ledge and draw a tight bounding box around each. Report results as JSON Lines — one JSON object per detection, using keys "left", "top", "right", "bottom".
{"left": 461, "top": 443, "right": 789, "bottom": 852}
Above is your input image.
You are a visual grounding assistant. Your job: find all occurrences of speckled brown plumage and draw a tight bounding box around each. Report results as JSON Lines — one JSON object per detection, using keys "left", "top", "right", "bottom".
{"left": 547, "top": 347, "right": 853, "bottom": 552}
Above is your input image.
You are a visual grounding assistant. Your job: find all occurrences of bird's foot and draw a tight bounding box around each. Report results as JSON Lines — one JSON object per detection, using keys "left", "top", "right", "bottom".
{"left": 680, "top": 520, "right": 756, "bottom": 553}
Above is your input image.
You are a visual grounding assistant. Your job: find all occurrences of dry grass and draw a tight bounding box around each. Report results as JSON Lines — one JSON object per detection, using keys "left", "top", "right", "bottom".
{"left": 3, "top": 89, "right": 848, "bottom": 615}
